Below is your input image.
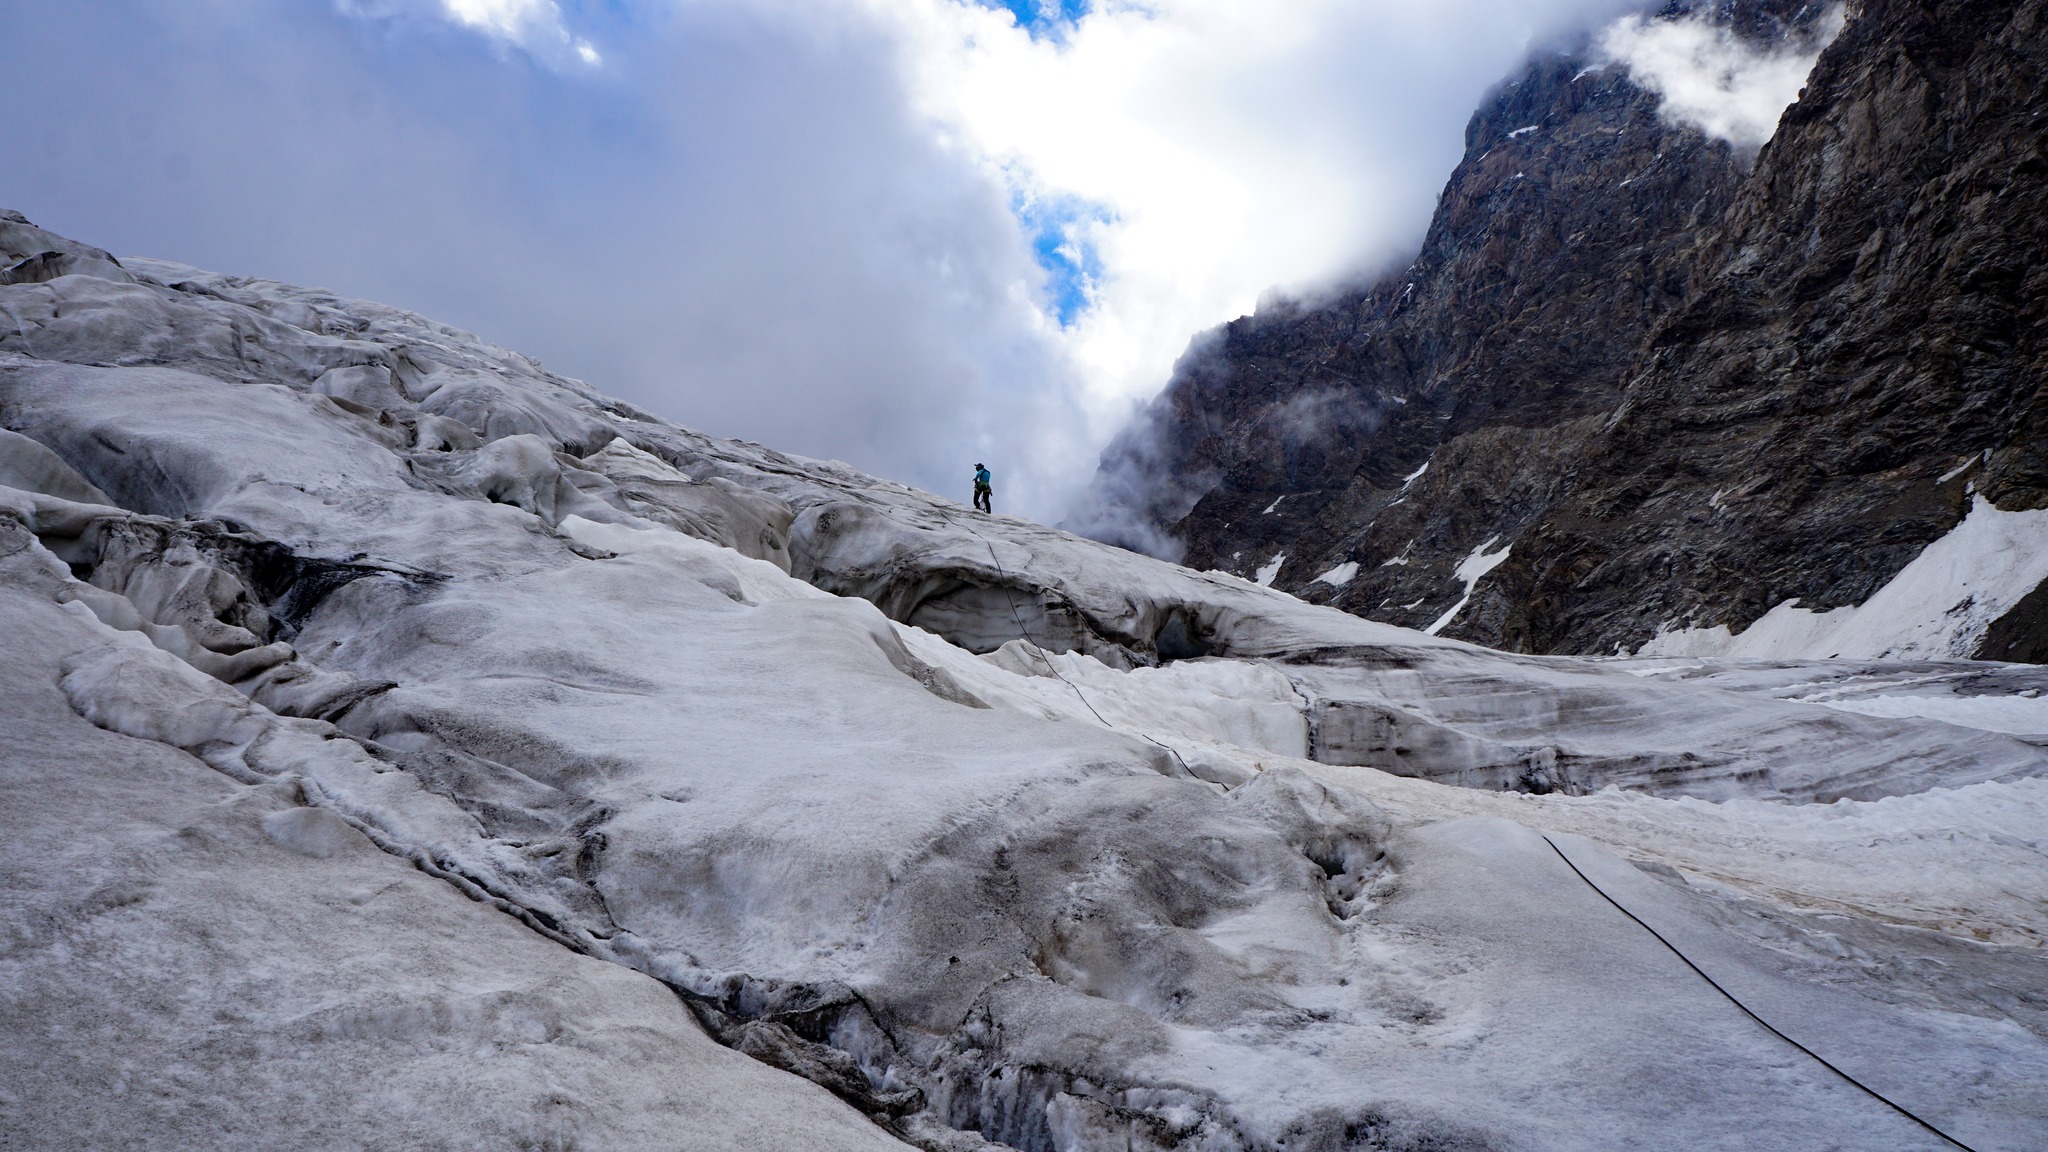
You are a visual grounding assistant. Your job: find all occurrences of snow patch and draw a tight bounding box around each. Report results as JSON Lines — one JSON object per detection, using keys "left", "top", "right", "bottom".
{"left": 1254, "top": 551, "right": 1286, "bottom": 586}
{"left": 1639, "top": 497, "right": 2048, "bottom": 660}
{"left": 1937, "top": 453, "right": 1984, "bottom": 483}
{"left": 1423, "top": 536, "right": 1511, "bottom": 636}
{"left": 1310, "top": 561, "right": 1359, "bottom": 588}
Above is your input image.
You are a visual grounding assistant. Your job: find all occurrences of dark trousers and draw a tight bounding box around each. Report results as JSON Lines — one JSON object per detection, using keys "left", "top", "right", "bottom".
{"left": 973, "top": 485, "right": 991, "bottom": 513}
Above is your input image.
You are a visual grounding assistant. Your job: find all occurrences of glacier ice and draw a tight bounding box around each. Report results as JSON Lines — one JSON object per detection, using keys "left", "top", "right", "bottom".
{"left": 0, "top": 544, "right": 917, "bottom": 1152}
{"left": 2, "top": 212, "right": 2045, "bottom": 1150}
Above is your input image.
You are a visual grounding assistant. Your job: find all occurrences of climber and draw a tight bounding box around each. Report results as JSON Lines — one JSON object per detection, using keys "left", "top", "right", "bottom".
{"left": 972, "top": 463, "right": 993, "bottom": 514}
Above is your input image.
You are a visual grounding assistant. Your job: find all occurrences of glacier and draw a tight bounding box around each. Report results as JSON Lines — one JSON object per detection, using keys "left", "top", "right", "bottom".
{"left": 3, "top": 209, "right": 2046, "bottom": 1150}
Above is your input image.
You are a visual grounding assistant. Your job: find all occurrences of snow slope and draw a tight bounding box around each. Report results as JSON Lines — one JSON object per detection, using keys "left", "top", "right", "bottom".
{"left": 3, "top": 212, "right": 2045, "bottom": 1150}
{"left": 1639, "top": 495, "right": 2048, "bottom": 660}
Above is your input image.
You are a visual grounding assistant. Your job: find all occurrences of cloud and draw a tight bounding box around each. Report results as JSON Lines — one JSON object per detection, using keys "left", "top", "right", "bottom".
{"left": 441, "top": 0, "right": 555, "bottom": 36}
{"left": 1, "top": 0, "right": 1647, "bottom": 522}
{"left": 443, "top": 0, "right": 602, "bottom": 62}
{"left": 1598, "top": 4, "right": 1846, "bottom": 152}
{"left": 339, "top": 0, "right": 603, "bottom": 63}
{"left": 879, "top": 0, "right": 1650, "bottom": 504}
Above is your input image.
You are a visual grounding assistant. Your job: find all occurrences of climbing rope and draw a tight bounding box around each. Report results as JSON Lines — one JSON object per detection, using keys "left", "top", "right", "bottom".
{"left": 960, "top": 525, "right": 1198, "bottom": 779}
{"left": 1541, "top": 835, "right": 1980, "bottom": 1152}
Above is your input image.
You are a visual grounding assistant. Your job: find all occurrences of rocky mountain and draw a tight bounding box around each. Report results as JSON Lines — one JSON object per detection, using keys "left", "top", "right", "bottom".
{"left": 6, "top": 204, "right": 2047, "bottom": 1149}
{"left": 1077, "top": 0, "right": 2048, "bottom": 662}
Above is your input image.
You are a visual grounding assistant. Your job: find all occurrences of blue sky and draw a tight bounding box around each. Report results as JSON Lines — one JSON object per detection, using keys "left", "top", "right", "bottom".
{"left": 1014, "top": 191, "right": 1112, "bottom": 328}
{"left": 987, "top": 0, "right": 1090, "bottom": 39}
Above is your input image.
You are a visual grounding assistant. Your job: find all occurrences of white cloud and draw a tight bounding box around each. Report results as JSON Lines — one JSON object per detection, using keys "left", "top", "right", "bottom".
{"left": 9, "top": 0, "right": 1648, "bottom": 522}
{"left": 1598, "top": 5, "right": 1845, "bottom": 151}
{"left": 438, "top": 0, "right": 602, "bottom": 63}
{"left": 441, "top": 0, "right": 550, "bottom": 36}
{"left": 862, "top": 0, "right": 1646, "bottom": 509}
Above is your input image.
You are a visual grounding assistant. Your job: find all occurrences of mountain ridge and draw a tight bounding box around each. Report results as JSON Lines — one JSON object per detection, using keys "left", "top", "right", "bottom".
{"left": 1077, "top": 0, "right": 2048, "bottom": 662}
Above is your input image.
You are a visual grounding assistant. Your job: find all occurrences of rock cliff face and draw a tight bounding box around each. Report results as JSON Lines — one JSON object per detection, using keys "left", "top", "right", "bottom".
{"left": 1080, "top": 0, "right": 2048, "bottom": 659}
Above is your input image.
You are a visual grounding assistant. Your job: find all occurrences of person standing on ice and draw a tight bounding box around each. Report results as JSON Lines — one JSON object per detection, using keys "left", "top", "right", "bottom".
{"left": 972, "top": 463, "right": 993, "bottom": 513}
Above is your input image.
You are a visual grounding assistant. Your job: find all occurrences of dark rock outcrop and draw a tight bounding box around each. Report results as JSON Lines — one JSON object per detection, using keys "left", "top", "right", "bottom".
{"left": 1506, "top": 0, "right": 2048, "bottom": 655}
{"left": 1078, "top": 0, "right": 2048, "bottom": 658}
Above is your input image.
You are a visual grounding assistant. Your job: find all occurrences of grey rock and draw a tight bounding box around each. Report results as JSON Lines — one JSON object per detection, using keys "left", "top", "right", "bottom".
{"left": 1080, "top": 0, "right": 2048, "bottom": 661}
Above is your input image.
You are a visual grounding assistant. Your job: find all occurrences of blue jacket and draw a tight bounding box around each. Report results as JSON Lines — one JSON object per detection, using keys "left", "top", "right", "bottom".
{"left": 974, "top": 467, "right": 991, "bottom": 488}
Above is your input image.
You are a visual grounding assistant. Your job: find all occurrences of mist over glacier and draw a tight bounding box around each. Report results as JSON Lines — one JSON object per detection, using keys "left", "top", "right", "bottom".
{"left": 2, "top": 0, "right": 1651, "bottom": 520}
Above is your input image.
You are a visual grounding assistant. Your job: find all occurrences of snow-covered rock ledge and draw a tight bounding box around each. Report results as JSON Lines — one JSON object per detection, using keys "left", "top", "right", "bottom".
{"left": 4, "top": 211, "right": 2045, "bottom": 1150}
{"left": 1638, "top": 494, "right": 2048, "bottom": 662}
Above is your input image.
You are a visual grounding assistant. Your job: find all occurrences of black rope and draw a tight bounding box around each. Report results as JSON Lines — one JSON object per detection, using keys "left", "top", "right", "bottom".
{"left": 961, "top": 524, "right": 1198, "bottom": 778}
{"left": 1541, "top": 835, "right": 1979, "bottom": 1152}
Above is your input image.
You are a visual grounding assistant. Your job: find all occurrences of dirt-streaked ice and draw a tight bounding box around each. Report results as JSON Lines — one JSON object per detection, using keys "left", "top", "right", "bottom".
{"left": 4, "top": 211, "right": 2044, "bottom": 1151}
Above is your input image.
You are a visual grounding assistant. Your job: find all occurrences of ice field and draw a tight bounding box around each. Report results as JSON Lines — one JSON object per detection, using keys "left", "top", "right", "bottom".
{"left": 3, "top": 211, "right": 2044, "bottom": 1150}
